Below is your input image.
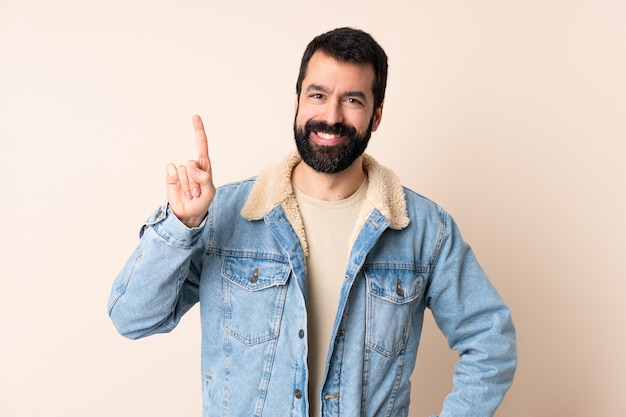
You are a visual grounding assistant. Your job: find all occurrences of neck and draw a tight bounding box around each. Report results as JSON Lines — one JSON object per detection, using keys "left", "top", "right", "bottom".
{"left": 292, "top": 157, "right": 366, "bottom": 201}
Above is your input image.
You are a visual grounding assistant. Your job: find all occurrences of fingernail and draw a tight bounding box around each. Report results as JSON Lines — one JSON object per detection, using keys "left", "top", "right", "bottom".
{"left": 192, "top": 188, "right": 200, "bottom": 197}
{"left": 185, "top": 190, "right": 192, "bottom": 199}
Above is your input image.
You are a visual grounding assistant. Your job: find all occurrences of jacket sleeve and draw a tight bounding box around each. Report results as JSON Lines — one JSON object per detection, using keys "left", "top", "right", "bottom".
{"left": 107, "top": 201, "right": 207, "bottom": 340}
{"left": 426, "top": 211, "right": 517, "bottom": 417}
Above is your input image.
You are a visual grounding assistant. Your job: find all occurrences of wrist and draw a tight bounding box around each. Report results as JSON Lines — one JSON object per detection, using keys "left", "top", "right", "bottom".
{"left": 178, "top": 213, "right": 207, "bottom": 229}
{"left": 167, "top": 204, "right": 207, "bottom": 229}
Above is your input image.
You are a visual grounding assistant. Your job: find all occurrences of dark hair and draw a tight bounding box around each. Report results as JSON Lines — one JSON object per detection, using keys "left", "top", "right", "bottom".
{"left": 295, "top": 27, "right": 388, "bottom": 110}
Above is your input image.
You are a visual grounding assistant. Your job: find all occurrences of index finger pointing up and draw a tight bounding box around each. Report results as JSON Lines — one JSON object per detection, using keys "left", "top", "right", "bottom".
{"left": 192, "top": 114, "right": 210, "bottom": 170}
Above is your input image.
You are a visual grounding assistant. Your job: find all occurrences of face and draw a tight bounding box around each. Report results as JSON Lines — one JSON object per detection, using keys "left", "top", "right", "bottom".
{"left": 294, "top": 51, "right": 383, "bottom": 174}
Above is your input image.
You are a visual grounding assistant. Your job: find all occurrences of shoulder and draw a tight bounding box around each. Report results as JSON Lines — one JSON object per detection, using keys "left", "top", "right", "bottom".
{"left": 400, "top": 186, "right": 452, "bottom": 232}
{"left": 402, "top": 187, "right": 442, "bottom": 212}
{"left": 216, "top": 176, "right": 257, "bottom": 193}
{"left": 211, "top": 177, "right": 258, "bottom": 208}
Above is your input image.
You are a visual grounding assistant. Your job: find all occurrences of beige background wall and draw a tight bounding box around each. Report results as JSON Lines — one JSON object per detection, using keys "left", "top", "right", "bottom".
{"left": 1, "top": 1, "right": 624, "bottom": 416}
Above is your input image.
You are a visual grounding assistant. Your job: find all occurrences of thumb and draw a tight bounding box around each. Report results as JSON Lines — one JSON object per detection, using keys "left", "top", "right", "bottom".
{"left": 189, "top": 166, "right": 215, "bottom": 194}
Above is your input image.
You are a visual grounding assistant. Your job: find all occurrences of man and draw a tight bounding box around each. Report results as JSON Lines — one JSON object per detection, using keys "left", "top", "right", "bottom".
{"left": 108, "top": 27, "right": 516, "bottom": 417}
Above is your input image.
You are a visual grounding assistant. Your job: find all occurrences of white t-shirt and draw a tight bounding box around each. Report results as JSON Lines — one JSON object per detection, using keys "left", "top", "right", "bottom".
{"left": 293, "top": 180, "right": 368, "bottom": 416}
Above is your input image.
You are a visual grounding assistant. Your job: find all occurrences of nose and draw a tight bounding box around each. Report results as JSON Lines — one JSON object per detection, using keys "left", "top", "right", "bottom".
{"left": 321, "top": 100, "right": 344, "bottom": 126}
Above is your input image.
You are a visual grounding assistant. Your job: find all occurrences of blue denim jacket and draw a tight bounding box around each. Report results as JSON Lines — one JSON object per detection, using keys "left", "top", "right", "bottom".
{"left": 108, "top": 152, "right": 516, "bottom": 417}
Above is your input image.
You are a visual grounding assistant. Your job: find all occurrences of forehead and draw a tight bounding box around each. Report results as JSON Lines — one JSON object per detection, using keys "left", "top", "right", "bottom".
{"left": 302, "top": 51, "right": 376, "bottom": 97}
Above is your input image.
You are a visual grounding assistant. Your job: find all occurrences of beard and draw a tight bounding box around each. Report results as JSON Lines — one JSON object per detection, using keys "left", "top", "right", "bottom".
{"left": 293, "top": 115, "right": 374, "bottom": 174}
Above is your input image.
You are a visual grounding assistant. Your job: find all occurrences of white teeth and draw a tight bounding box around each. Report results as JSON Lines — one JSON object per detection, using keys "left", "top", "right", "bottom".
{"left": 317, "top": 132, "right": 340, "bottom": 140}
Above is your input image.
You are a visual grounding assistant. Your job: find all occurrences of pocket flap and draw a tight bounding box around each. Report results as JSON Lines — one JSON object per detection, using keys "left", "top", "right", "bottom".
{"left": 365, "top": 268, "right": 423, "bottom": 304}
{"left": 222, "top": 256, "right": 290, "bottom": 291}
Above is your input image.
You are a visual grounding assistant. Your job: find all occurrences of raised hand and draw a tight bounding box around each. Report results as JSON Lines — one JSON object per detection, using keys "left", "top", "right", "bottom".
{"left": 165, "top": 115, "right": 216, "bottom": 228}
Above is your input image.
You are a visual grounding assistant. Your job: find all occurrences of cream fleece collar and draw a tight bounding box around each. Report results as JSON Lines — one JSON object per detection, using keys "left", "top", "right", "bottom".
{"left": 240, "top": 151, "right": 410, "bottom": 255}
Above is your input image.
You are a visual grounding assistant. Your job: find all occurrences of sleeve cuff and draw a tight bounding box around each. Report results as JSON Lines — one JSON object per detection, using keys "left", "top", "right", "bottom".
{"left": 139, "top": 201, "right": 206, "bottom": 246}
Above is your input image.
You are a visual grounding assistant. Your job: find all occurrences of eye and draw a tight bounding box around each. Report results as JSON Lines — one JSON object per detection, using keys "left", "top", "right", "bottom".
{"left": 309, "top": 93, "right": 324, "bottom": 100}
{"left": 345, "top": 97, "right": 364, "bottom": 106}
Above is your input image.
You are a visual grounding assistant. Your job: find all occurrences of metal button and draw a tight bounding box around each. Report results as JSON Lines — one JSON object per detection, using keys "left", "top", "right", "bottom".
{"left": 396, "top": 278, "right": 404, "bottom": 297}
{"left": 294, "top": 389, "right": 302, "bottom": 399}
{"left": 250, "top": 267, "right": 259, "bottom": 283}
{"left": 298, "top": 329, "right": 305, "bottom": 339}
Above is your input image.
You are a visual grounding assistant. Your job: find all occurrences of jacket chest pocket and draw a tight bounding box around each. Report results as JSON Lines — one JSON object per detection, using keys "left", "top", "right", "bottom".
{"left": 364, "top": 268, "right": 424, "bottom": 357}
{"left": 222, "top": 255, "right": 291, "bottom": 346}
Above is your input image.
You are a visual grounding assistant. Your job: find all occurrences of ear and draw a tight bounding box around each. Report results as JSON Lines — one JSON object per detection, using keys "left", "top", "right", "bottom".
{"left": 371, "top": 101, "right": 384, "bottom": 132}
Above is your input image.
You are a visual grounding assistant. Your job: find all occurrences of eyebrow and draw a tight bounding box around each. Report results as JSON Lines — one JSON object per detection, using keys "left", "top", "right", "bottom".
{"left": 305, "top": 84, "right": 369, "bottom": 102}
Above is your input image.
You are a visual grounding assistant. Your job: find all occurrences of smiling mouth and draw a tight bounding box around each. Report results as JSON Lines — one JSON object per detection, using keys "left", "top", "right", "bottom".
{"left": 303, "top": 120, "right": 354, "bottom": 146}
{"left": 316, "top": 131, "right": 343, "bottom": 140}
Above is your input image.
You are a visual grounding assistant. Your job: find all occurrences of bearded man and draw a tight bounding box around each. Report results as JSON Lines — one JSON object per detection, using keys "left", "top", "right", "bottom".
{"left": 109, "top": 27, "right": 517, "bottom": 417}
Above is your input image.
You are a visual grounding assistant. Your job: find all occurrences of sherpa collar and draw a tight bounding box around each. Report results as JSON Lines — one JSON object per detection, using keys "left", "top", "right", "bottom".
{"left": 240, "top": 151, "right": 410, "bottom": 255}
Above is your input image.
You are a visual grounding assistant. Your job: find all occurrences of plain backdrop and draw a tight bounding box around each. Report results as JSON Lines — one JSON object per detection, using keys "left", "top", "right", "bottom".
{"left": 1, "top": 1, "right": 624, "bottom": 416}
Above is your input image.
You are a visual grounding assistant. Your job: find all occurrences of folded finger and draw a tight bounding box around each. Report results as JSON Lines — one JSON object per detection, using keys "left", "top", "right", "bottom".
{"left": 177, "top": 165, "right": 192, "bottom": 200}
{"left": 186, "top": 160, "right": 202, "bottom": 198}
{"left": 166, "top": 163, "right": 179, "bottom": 185}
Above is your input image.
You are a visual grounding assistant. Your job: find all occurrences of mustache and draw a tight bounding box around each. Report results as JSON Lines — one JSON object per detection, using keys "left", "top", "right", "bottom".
{"left": 304, "top": 120, "right": 357, "bottom": 137}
